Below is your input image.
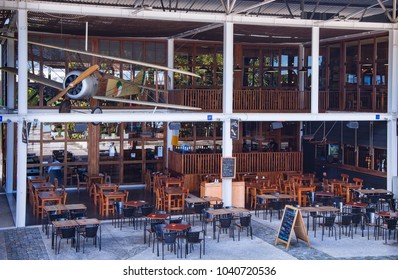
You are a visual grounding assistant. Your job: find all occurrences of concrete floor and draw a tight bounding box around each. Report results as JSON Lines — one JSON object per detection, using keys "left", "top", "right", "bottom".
{"left": 0, "top": 188, "right": 397, "bottom": 261}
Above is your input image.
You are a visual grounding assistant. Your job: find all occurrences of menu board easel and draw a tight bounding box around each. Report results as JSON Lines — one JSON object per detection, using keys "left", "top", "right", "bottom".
{"left": 275, "top": 205, "right": 310, "bottom": 251}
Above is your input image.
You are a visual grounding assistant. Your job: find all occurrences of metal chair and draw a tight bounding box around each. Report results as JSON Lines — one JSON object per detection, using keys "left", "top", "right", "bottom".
{"left": 185, "top": 230, "right": 205, "bottom": 258}
{"left": 235, "top": 214, "right": 253, "bottom": 241}
{"left": 319, "top": 215, "right": 337, "bottom": 241}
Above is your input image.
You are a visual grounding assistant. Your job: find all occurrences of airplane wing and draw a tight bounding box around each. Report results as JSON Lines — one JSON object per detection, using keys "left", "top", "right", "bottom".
{"left": 92, "top": 96, "right": 202, "bottom": 111}
{"left": 0, "top": 35, "right": 200, "bottom": 78}
{"left": 1, "top": 67, "right": 64, "bottom": 90}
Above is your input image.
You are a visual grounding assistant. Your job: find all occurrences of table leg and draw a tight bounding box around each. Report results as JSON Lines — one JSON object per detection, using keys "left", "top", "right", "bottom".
{"left": 298, "top": 190, "right": 302, "bottom": 206}
{"left": 212, "top": 217, "right": 216, "bottom": 239}
{"left": 99, "top": 224, "right": 102, "bottom": 250}
{"left": 105, "top": 198, "right": 109, "bottom": 217}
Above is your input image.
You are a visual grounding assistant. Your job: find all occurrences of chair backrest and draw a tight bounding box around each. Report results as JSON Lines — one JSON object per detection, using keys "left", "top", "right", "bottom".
{"left": 341, "top": 173, "right": 349, "bottom": 182}
{"left": 163, "top": 232, "right": 177, "bottom": 244}
{"left": 84, "top": 225, "right": 99, "bottom": 237}
{"left": 351, "top": 213, "right": 362, "bottom": 224}
{"left": 324, "top": 215, "right": 336, "bottom": 226}
{"left": 141, "top": 205, "right": 154, "bottom": 216}
{"left": 194, "top": 203, "right": 206, "bottom": 214}
{"left": 70, "top": 211, "right": 85, "bottom": 220}
{"left": 186, "top": 231, "right": 200, "bottom": 243}
{"left": 169, "top": 217, "right": 183, "bottom": 224}
{"left": 61, "top": 227, "right": 76, "bottom": 238}
{"left": 114, "top": 201, "right": 124, "bottom": 214}
{"left": 213, "top": 202, "right": 224, "bottom": 209}
{"left": 122, "top": 207, "right": 134, "bottom": 217}
{"left": 386, "top": 218, "right": 397, "bottom": 230}
{"left": 49, "top": 213, "right": 65, "bottom": 222}
{"left": 353, "top": 177, "right": 363, "bottom": 186}
{"left": 239, "top": 215, "right": 251, "bottom": 227}
{"left": 154, "top": 223, "right": 166, "bottom": 238}
{"left": 219, "top": 217, "right": 232, "bottom": 228}
{"left": 341, "top": 214, "right": 352, "bottom": 225}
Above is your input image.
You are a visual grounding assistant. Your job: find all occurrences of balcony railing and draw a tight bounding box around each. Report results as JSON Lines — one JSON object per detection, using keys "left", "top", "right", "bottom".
{"left": 169, "top": 89, "right": 387, "bottom": 113}
{"left": 168, "top": 150, "right": 303, "bottom": 175}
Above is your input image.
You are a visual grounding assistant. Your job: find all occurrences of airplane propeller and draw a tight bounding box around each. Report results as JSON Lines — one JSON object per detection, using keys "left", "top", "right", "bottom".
{"left": 47, "top": 64, "right": 100, "bottom": 105}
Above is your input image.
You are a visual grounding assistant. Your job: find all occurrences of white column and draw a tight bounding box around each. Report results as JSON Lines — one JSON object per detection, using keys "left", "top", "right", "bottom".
{"left": 311, "top": 26, "right": 320, "bottom": 114}
{"left": 386, "top": 29, "right": 398, "bottom": 191}
{"left": 16, "top": 9, "right": 28, "bottom": 227}
{"left": 222, "top": 21, "right": 234, "bottom": 207}
{"left": 166, "top": 39, "right": 175, "bottom": 165}
{"left": 5, "top": 32, "right": 14, "bottom": 194}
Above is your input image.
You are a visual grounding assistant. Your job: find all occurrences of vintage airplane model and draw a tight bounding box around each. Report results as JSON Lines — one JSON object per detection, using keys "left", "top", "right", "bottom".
{"left": 0, "top": 35, "right": 202, "bottom": 112}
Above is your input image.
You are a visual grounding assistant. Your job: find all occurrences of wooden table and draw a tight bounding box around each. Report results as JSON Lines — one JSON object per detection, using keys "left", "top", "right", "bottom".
{"left": 164, "top": 223, "right": 192, "bottom": 258}
{"left": 162, "top": 177, "right": 182, "bottom": 188}
{"left": 164, "top": 187, "right": 186, "bottom": 212}
{"left": 300, "top": 206, "right": 340, "bottom": 233}
{"left": 329, "top": 179, "right": 345, "bottom": 195}
{"left": 144, "top": 213, "right": 171, "bottom": 244}
{"left": 202, "top": 196, "right": 222, "bottom": 204}
{"left": 295, "top": 185, "right": 315, "bottom": 206}
{"left": 51, "top": 219, "right": 79, "bottom": 251}
{"left": 205, "top": 207, "right": 250, "bottom": 239}
{"left": 97, "top": 183, "right": 119, "bottom": 192}
{"left": 38, "top": 191, "right": 63, "bottom": 218}
{"left": 43, "top": 204, "right": 87, "bottom": 234}
{"left": 76, "top": 218, "right": 101, "bottom": 252}
{"left": 32, "top": 182, "right": 54, "bottom": 192}
{"left": 102, "top": 191, "right": 126, "bottom": 217}
{"left": 341, "top": 183, "right": 361, "bottom": 203}
{"left": 27, "top": 176, "right": 46, "bottom": 183}
{"left": 124, "top": 200, "right": 147, "bottom": 208}
{"left": 355, "top": 189, "right": 393, "bottom": 195}
{"left": 185, "top": 195, "right": 207, "bottom": 204}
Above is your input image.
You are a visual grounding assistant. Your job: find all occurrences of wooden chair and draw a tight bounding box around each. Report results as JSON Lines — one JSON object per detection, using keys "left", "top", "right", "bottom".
{"left": 70, "top": 173, "right": 87, "bottom": 193}
{"left": 62, "top": 189, "right": 67, "bottom": 204}
{"left": 123, "top": 190, "right": 129, "bottom": 202}
{"left": 249, "top": 187, "right": 257, "bottom": 210}
{"left": 353, "top": 178, "right": 363, "bottom": 187}
{"left": 341, "top": 173, "right": 349, "bottom": 183}
{"left": 145, "top": 171, "right": 154, "bottom": 193}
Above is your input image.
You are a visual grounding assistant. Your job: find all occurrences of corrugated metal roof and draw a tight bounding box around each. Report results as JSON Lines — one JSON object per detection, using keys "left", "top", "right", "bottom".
{"left": 0, "top": 0, "right": 393, "bottom": 44}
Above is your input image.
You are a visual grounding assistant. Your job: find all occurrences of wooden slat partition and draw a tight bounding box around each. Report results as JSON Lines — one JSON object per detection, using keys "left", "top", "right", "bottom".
{"left": 169, "top": 150, "right": 302, "bottom": 175}
{"left": 168, "top": 89, "right": 311, "bottom": 112}
{"left": 233, "top": 89, "right": 310, "bottom": 112}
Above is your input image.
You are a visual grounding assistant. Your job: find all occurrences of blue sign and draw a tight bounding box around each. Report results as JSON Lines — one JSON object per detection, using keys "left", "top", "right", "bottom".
{"left": 0, "top": 116, "right": 2, "bottom": 122}
{"left": 375, "top": 114, "right": 380, "bottom": 120}
{"left": 207, "top": 115, "right": 212, "bottom": 121}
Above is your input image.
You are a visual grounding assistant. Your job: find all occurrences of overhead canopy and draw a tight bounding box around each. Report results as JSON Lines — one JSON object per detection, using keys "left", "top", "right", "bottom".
{"left": 0, "top": 0, "right": 395, "bottom": 44}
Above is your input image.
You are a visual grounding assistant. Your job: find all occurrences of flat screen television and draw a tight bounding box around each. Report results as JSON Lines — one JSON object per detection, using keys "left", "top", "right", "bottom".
{"left": 328, "top": 144, "right": 339, "bottom": 156}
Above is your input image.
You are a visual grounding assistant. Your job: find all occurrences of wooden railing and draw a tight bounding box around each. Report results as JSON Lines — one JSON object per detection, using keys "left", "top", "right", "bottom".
{"left": 233, "top": 90, "right": 310, "bottom": 112}
{"left": 168, "top": 89, "right": 222, "bottom": 112}
{"left": 169, "top": 89, "right": 387, "bottom": 113}
{"left": 168, "top": 150, "right": 303, "bottom": 175}
{"left": 169, "top": 89, "right": 311, "bottom": 112}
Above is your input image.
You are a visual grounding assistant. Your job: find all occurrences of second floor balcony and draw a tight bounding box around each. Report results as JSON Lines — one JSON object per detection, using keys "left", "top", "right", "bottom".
{"left": 169, "top": 89, "right": 388, "bottom": 113}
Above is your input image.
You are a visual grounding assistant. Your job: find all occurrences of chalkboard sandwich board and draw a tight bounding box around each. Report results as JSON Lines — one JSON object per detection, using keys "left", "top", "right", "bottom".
{"left": 275, "top": 205, "right": 310, "bottom": 251}
{"left": 221, "top": 157, "right": 236, "bottom": 179}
